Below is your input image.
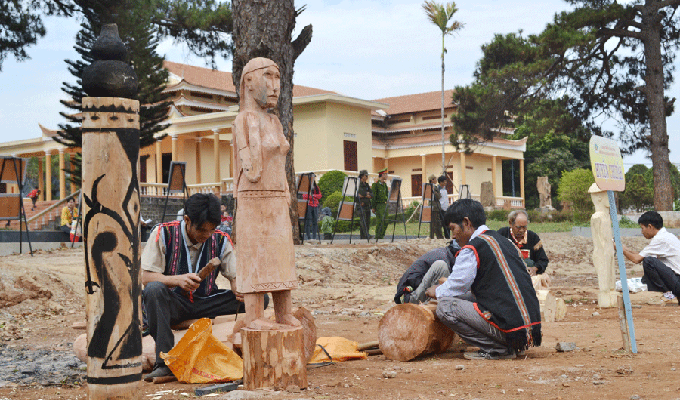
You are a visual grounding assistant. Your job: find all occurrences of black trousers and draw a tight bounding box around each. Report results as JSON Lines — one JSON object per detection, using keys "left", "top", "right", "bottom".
{"left": 143, "top": 281, "right": 268, "bottom": 366}
{"left": 358, "top": 204, "right": 371, "bottom": 239}
{"left": 440, "top": 210, "right": 450, "bottom": 239}
{"left": 641, "top": 257, "right": 680, "bottom": 296}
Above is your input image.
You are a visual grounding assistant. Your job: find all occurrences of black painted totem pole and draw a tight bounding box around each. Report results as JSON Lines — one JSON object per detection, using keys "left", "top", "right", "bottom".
{"left": 81, "top": 24, "right": 142, "bottom": 398}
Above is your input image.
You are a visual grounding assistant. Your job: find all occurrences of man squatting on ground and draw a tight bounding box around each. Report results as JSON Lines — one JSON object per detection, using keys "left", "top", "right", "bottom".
{"left": 618, "top": 211, "right": 680, "bottom": 305}
{"left": 426, "top": 199, "right": 542, "bottom": 360}
{"left": 394, "top": 239, "right": 460, "bottom": 304}
{"left": 141, "top": 193, "right": 268, "bottom": 381}
{"left": 497, "top": 210, "right": 549, "bottom": 276}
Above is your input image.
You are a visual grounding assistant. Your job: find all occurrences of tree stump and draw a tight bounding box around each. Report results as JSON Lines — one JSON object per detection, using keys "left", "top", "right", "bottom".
{"left": 378, "top": 303, "right": 456, "bottom": 361}
{"left": 242, "top": 326, "right": 307, "bottom": 390}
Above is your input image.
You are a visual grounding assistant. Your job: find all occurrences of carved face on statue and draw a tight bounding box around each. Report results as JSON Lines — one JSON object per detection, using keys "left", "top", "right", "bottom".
{"left": 242, "top": 58, "right": 281, "bottom": 110}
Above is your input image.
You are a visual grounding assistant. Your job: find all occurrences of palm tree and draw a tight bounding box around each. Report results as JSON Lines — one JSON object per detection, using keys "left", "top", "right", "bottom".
{"left": 422, "top": 1, "right": 463, "bottom": 175}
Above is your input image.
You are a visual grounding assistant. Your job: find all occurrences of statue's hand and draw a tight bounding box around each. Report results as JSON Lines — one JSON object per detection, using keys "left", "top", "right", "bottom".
{"left": 242, "top": 161, "right": 261, "bottom": 183}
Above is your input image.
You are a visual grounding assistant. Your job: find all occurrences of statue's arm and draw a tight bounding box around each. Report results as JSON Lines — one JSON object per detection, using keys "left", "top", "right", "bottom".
{"left": 235, "top": 114, "right": 262, "bottom": 183}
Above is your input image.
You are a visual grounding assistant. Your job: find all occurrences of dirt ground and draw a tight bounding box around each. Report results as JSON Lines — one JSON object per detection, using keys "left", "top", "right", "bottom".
{"left": 1, "top": 232, "right": 679, "bottom": 400}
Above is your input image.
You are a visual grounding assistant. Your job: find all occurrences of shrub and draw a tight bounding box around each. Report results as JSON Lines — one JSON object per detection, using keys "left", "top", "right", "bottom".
{"left": 318, "top": 170, "right": 347, "bottom": 200}
{"left": 487, "top": 209, "right": 509, "bottom": 221}
{"left": 322, "top": 191, "right": 354, "bottom": 218}
{"left": 557, "top": 168, "right": 595, "bottom": 222}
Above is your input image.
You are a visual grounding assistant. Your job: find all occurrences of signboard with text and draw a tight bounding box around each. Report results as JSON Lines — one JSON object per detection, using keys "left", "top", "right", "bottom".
{"left": 589, "top": 135, "right": 625, "bottom": 192}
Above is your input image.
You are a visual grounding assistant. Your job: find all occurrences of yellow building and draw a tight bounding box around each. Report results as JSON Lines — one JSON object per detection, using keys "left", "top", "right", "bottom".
{"left": 0, "top": 61, "right": 525, "bottom": 208}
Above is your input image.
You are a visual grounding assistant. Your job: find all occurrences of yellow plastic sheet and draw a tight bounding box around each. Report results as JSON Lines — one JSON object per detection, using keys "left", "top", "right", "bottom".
{"left": 309, "top": 337, "right": 368, "bottom": 364}
{"left": 161, "top": 318, "right": 243, "bottom": 384}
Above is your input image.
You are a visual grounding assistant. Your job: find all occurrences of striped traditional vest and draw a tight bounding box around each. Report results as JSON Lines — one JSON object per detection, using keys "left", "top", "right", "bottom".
{"left": 156, "top": 221, "right": 232, "bottom": 299}
{"left": 467, "top": 230, "right": 542, "bottom": 351}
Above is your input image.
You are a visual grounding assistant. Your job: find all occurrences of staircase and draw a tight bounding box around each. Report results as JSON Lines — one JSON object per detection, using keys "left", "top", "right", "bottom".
{"left": 4, "top": 199, "right": 61, "bottom": 231}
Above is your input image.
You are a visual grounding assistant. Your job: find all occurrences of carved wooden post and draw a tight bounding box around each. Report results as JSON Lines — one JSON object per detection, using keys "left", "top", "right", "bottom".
{"left": 81, "top": 24, "right": 142, "bottom": 398}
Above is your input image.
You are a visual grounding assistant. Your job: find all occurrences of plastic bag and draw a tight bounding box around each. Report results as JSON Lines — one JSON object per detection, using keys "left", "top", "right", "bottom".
{"left": 161, "top": 318, "right": 243, "bottom": 384}
{"left": 616, "top": 277, "right": 647, "bottom": 293}
{"left": 309, "top": 337, "right": 368, "bottom": 364}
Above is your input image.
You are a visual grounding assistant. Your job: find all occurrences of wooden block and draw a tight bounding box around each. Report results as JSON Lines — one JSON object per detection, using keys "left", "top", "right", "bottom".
{"left": 242, "top": 326, "right": 307, "bottom": 390}
{"left": 555, "top": 298, "right": 567, "bottom": 321}
{"left": 293, "top": 307, "right": 317, "bottom": 364}
{"left": 537, "top": 289, "right": 556, "bottom": 323}
{"left": 378, "top": 303, "right": 456, "bottom": 361}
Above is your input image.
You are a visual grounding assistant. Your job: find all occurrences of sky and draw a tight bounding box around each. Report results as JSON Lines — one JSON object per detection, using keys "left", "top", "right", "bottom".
{"left": 0, "top": 0, "right": 676, "bottom": 169}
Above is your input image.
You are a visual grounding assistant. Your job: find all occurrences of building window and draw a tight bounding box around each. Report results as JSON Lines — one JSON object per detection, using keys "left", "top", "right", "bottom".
{"left": 411, "top": 174, "right": 422, "bottom": 197}
{"left": 162, "top": 153, "right": 172, "bottom": 183}
{"left": 344, "top": 140, "right": 357, "bottom": 171}
{"left": 140, "top": 155, "right": 149, "bottom": 183}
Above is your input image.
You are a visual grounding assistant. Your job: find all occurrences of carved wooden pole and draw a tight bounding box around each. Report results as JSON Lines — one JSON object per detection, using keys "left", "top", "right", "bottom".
{"left": 81, "top": 24, "right": 142, "bottom": 398}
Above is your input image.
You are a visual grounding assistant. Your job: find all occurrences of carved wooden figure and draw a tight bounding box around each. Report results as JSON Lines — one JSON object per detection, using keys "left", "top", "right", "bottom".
{"left": 233, "top": 57, "right": 306, "bottom": 389}
{"left": 589, "top": 183, "right": 618, "bottom": 307}
{"left": 81, "top": 24, "right": 142, "bottom": 398}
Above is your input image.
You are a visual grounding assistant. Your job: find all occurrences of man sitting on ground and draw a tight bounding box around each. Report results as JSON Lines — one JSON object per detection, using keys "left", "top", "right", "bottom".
{"left": 618, "top": 211, "right": 680, "bottom": 304}
{"left": 497, "top": 210, "right": 549, "bottom": 276}
{"left": 394, "top": 239, "right": 460, "bottom": 304}
{"left": 426, "top": 199, "right": 541, "bottom": 360}
{"left": 141, "top": 193, "right": 267, "bottom": 381}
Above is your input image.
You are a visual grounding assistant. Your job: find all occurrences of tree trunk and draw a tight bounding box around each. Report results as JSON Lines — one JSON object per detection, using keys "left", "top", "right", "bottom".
{"left": 232, "top": 0, "right": 313, "bottom": 244}
{"left": 641, "top": 1, "right": 673, "bottom": 210}
{"left": 441, "top": 33, "right": 446, "bottom": 175}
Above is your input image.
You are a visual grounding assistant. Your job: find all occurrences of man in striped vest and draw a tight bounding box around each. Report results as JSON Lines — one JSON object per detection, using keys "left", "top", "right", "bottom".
{"left": 141, "top": 193, "right": 267, "bottom": 381}
{"left": 426, "top": 199, "right": 541, "bottom": 360}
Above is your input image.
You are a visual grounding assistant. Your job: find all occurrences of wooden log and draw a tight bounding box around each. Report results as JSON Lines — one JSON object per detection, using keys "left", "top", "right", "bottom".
{"left": 242, "top": 326, "right": 308, "bottom": 390}
{"left": 293, "top": 307, "right": 317, "bottom": 364}
{"left": 357, "top": 341, "right": 380, "bottom": 351}
{"left": 555, "top": 298, "right": 567, "bottom": 321}
{"left": 536, "top": 289, "right": 556, "bottom": 323}
{"left": 81, "top": 22, "right": 142, "bottom": 398}
{"left": 378, "top": 303, "right": 456, "bottom": 361}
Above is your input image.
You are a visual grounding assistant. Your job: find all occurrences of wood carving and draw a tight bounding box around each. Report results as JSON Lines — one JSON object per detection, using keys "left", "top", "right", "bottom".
{"left": 378, "top": 303, "right": 456, "bottom": 361}
{"left": 589, "top": 183, "right": 618, "bottom": 308}
{"left": 233, "top": 57, "right": 306, "bottom": 390}
{"left": 80, "top": 23, "right": 141, "bottom": 399}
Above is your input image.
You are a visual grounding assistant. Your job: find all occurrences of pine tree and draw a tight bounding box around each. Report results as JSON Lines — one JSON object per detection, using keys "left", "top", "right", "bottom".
{"left": 54, "top": 0, "right": 170, "bottom": 185}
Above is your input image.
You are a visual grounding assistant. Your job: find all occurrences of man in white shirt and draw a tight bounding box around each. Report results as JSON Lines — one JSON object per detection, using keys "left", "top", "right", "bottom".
{"left": 425, "top": 199, "right": 541, "bottom": 360}
{"left": 619, "top": 211, "right": 680, "bottom": 304}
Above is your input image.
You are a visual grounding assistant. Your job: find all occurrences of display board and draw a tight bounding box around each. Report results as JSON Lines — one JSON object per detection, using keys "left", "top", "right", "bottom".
{"left": 167, "top": 161, "right": 187, "bottom": 194}
{"left": 0, "top": 194, "right": 21, "bottom": 220}
{"left": 0, "top": 157, "right": 27, "bottom": 184}
{"left": 388, "top": 178, "right": 402, "bottom": 202}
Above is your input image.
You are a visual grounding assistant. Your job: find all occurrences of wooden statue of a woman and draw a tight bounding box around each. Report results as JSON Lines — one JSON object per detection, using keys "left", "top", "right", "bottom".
{"left": 233, "top": 57, "right": 300, "bottom": 329}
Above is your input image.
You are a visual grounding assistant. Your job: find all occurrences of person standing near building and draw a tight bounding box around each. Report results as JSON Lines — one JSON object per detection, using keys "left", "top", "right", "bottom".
{"left": 438, "top": 176, "right": 450, "bottom": 239}
{"left": 428, "top": 175, "right": 443, "bottom": 239}
{"left": 28, "top": 188, "right": 41, "bottom": 211}
{"left": 357, "top": 170, "right": 372, "bottom": 240}
{"left": 372, "top": 168, "right": 389, "bottom": 240}
{"left": 303, "top": 177, "right": 322, "bottom": 242}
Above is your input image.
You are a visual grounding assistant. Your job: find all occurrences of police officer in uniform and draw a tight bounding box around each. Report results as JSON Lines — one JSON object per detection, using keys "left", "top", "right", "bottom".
{"left": 357, "top": 170, "right": 373, "bottom": 239}
{"left": 372, "top": 168, "right": 389, "bottom": 240}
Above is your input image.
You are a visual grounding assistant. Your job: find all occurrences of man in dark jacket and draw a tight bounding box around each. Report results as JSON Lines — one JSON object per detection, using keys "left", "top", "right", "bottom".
{"left": 394, "top": 240, "right": 460, "bottom": 304}
{"left": 357, "top": 170, "right": 372, "bottom": 240}
{"left": 497, "top": 210, "right": 549, "bottom": 275}
{"left": 426, "top": 199, "right": 541, "bottom": 360}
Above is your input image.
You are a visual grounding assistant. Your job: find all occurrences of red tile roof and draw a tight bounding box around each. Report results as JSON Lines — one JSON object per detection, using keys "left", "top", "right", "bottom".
{"left": 163, "top": 61, "right": 336, "bottom": 98}
{"left": 373, "top": 89, "right": 456, "bottom": 116}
